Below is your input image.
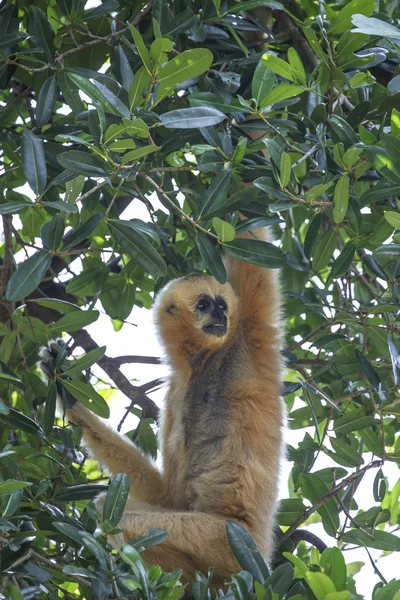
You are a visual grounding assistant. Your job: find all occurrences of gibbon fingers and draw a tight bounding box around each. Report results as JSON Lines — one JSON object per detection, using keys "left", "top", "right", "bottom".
{"left": 50, "top": 224, "right": 284, "bottom": 586}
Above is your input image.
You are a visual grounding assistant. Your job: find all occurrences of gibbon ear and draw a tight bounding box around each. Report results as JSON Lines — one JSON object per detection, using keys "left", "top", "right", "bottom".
{"left": 167, "top": 305, "right": 177, "bottom": 316}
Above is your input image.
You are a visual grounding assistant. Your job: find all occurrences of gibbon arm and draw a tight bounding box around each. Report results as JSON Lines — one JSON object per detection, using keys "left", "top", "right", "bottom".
{"left": 65, "top": 402, "right": 166, "bottom": 506}
{"left": 225, "top": 226, "right": 281, "bottom": 335}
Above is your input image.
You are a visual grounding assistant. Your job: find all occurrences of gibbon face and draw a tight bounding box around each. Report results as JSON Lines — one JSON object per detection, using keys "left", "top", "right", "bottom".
{"left": 154, "top": 275, "right": 240, "bottom": 358}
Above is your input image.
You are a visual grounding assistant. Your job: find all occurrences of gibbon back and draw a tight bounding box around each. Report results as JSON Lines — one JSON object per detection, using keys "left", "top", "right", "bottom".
{"left": 47, "top": 225, "right": 284, "bottom": 586}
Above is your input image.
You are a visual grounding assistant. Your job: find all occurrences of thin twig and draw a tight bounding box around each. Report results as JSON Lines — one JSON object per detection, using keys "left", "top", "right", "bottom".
{"left": 292, "top": 144, "right": 319, "bottom": 169}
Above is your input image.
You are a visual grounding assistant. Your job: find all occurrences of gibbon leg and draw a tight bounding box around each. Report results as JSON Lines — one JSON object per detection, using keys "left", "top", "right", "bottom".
{"left": 117, "top": 511, "right": 241, "bottom": 584}
{"left": 66, "top": 403, "right": 166, "bottom": 506}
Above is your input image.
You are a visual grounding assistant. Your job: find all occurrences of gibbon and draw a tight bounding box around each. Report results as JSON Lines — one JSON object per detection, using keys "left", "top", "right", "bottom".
{"left": 42, "top": 226, "right": 284, "bottom": 586}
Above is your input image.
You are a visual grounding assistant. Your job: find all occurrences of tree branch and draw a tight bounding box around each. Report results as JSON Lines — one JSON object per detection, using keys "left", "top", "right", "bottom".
{"left": 114, "top": 355, "right": 161, "bottom": 365}
{"left": 281, "top": 460, "right": 383, "bottom": 541}
{"left": 71, "top": 329, "right": 160, "bottom": 421}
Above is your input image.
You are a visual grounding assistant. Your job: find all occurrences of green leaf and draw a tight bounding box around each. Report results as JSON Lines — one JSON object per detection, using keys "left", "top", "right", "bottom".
{"left": 52, "top": 310, "right": 100, "bottom": 333}
{"left": 22, "top": 129, "right": 47, "bottom": 195}
{"left": 331, "top": 241, "right": 356, "bottom": 278}
{"left": 160, "top": 107, "right": 225, "bottom": 129}
{"left": 320, "top": 547, "right": 346, "bottom": 592}
{"left": 63, "top": 347, "right": 106, "bottom": 376}
{"left": 280, "top": 151, "right": 291, "bottom": 189}
{"left": 287, "top": 48, "right": 307, "bottom": 86}
{"left": 103, "top": 473, "right": 131, "bottom": 527}
{"left": 120, "top": 145, "right": 160, "bottom": 164}
{"left": 223, "top": 238, "right": 286, "bottom": 269}
{"left": 43, "top": 381, "right": 56, "bottom": 436}
{"left": 0, "top": 200, "right": 32, "bottom": 214}
{"left": 108, "top": 219, "right": 167, "bottom": 277}
{"left": 197, "top": 232, "right": 226, "bottom": 284}
{"left": 109, "top": 139, "right": 137, "bottom": 152}
{"left": 67, "top": 72, "right": 127, "bottom": 117}
{"left": 60, "top": 380, "right": 110, "bottom": 418}
{"left": 58, "top": 150, "right": 108, "bottom": 177}
{"left": 381, "top": 133, "right": 400, "bottom": 164}
{"left": 342, "top": 529, "right": 400, "bottom": 551}
{"left": 313, "top": 228, "right": 337, "bottom": 271}
{"left": 198, "top": 169, "right": 231, "bottom": 218}
{"left": 212, "top": 218, "right": 236, "bottom": 242}
{"left": 32, "top": 7, "right": 55, "bottom": 64}
{"left": 128, "top": 24, "right": 152, "bottom": 74}
{"left": 355, "top": 350, "right": 381, "bottom": 390}
{"left": 252, "top": 59, "right": 275, "bottom": 108}
{"left": 300, "top": 473, "right": 339, "bottom": 535}
{"left": 384, "top": 211, "right": 400, "bottom": 229}
{"left": 277, "top": 498, "right": 306, "bottom": 526}
{"left": 226, "top": 521, "right": 270, "bottom": 584}
{"left": 5, "top": 251, "right": 52, "bottom": 302}
{"left": 0, "top": 481, "right": 32, "bottom": 495}
{"left": 334, "top": 408, "right": 375, "bottom": 434}
{"left": 305, "top": 572, "right": 336, "bottom": 600}
{"left": 0, "top": 408, "right": 43, "bottom": 434}
{"left": 260, "top": 83, "right": 305, "bottom": 107}
{"left": 62, "top": 214, "right": 104, "bottom": 251}
{"left": 333, "top": 174, "right": 349, "bottom": 224}
{"left": 262, "top": 53, "right": 297, "bottom": 82}
{"left": 330, "top": 0, "right": 375, "bottom": 34}
{"left": 351, "top": 15, "right": 400, "bottom": 40}
{"left": 44, "top": 214, "right": 65, "bottom": 251}
{"left": 92, "top": 80, "right": 130, "bottom": 119}
{"left": 55, "top": 484, "right": 108, "bottom": 501}
{"left": 150, "top": 37, "right": 174, "bottom": 68}
{"left": 129, "top": 67, "right": 151, "bottom": 110}
{"left": 328, "top": 115, "right": 358, "bottom": 148}
{"left": 36, "top": 77, "right": 58, "bottom": 127}
{"left": 156, "top": 49, "right": 213, "bottom": 102}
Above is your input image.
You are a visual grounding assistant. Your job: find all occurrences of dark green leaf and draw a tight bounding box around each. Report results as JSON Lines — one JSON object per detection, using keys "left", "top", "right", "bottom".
{"left": 43, "top": 381, "right": 56, "bottom": 436}
{"left": 334, "top": 408, "right": 375, "bottom": 434}
{"left": 197, "top": 232, "right": 226, "bottom": 284}
{"left": 198, "top": 169, "right": 231, "bottom": 218}
{"left": 103, "top": 473, "right": 130, "bottom": 527}
{"left": 32, "top": 7, "right": 55, "bottom": 64}
{"left": 108, "top": 219, "right": 167, "bottom": 276}
{"left": 57, "top": 150, "right": 109, "bottom": 177}
{"left": 0, "top": 408, "right": 43, "bottom": 434}
{"left": 22, "top": 129, "right": 47, "bottom": 195}
{"left": 36, "top": 77, "right": 58, "bottom": 127}
{"left": 300, "top": 473, "right": 339, "bottom": 535}
{"left": 52, "top": 310, "right": 100, "bottom": 333}
{"left": 63, "top": 347, "right": 106, "bottom": 376}
{"left": 160, "top": 107, "right": 226, "bottom": 129}
{"left": 226, "top": 521, "right": 271, "bottom": 584}
{"left": 355, "top": 350, "right": 381, "bottom": 390}
{"left": 60, "top": 379, "right": 110, "bottom": 418}
{"left": 62, "top": 214, "right": 104, "bottom": 251}
{"left": 223, "top": 238, "right": 286, "bottom": 269}
{"left": 5, "top": 251, "right": 52, "bottom": 302}
{"left": 55, "top": 484, "right": 109, "bottom": 501}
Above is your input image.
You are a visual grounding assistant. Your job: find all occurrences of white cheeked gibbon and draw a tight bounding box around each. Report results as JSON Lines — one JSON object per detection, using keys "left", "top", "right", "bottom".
{"left": 42, "top": 226, "right": 284, "bottom": 587}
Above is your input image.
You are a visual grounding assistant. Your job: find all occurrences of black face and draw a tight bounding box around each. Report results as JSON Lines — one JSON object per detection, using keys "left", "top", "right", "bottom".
{"left": 196, "top": 294, "right": 228, "bottom": 337}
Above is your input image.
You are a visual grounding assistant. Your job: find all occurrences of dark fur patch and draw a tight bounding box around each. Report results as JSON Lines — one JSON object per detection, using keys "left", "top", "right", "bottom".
{"left": 182, "top": 341, "right": 242, "bottom": 504}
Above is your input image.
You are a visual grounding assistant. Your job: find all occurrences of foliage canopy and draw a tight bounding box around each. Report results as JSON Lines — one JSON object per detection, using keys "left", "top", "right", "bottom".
{"left": 0, "top": 0, "right": 400, "bottom": 598}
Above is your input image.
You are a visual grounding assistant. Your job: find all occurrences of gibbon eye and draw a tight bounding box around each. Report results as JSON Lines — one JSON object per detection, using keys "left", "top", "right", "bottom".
{"left": 218, "top": 299, "right": 227, "bottom": 312}
{"left": 197, "top": 297, "right": 210, "bottom": 312}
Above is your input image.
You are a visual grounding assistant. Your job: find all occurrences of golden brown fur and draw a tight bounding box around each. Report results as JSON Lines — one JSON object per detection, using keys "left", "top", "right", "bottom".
{"left": 66, "top": 226, "right": 284, "bottom": 587}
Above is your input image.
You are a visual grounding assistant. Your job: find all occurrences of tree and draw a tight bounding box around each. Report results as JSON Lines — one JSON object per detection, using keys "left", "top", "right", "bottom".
{"left": 1, "top": 0, "right": 400, "bottom": 597}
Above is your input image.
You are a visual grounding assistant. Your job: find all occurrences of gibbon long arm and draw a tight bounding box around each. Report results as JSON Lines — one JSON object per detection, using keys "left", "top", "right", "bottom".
{"left": 66, "top": 402, "right": 166, "bottom": 506}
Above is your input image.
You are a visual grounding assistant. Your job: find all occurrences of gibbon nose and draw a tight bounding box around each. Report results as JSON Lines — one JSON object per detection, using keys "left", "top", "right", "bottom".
{"left": 210, "top": 305, "right": 226, "bottom": 324}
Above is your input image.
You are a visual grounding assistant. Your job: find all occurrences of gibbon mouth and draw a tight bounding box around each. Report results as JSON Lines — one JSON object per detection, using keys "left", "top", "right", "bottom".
{"left": 203, "top": 323, "right": 227, "bottom": 337}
